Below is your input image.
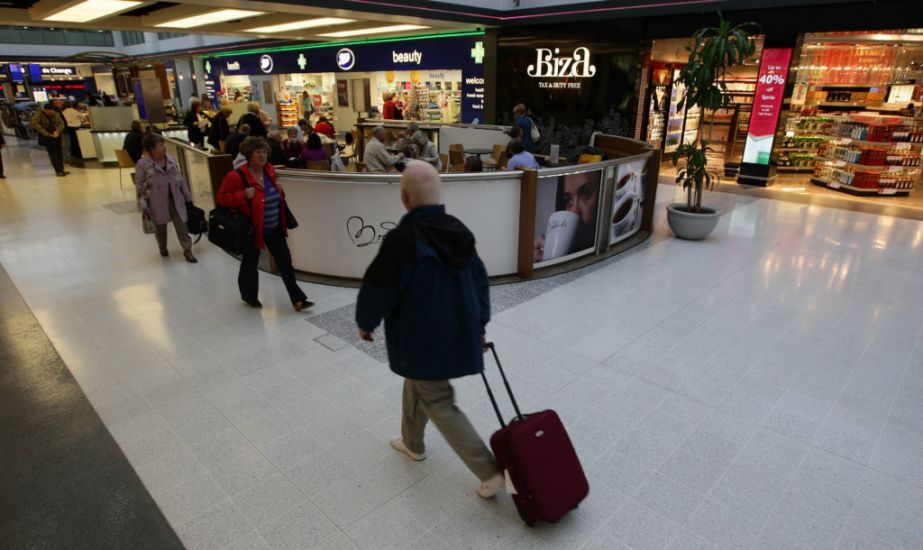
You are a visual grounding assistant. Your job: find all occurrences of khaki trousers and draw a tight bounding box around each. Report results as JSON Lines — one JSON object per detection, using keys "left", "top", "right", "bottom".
{"left": 401, "top": 378, "right": 500, "bottom": 481}
{"left": 154, "top": 197, "right": 192, "bottom": 254}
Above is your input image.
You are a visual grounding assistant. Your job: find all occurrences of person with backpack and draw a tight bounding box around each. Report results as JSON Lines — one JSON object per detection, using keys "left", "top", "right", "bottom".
{"left": 355, "top": 160, "right": 505, "bottom": 499}
{"left": 513, "top": 103, "right": 536, "bottom": 153}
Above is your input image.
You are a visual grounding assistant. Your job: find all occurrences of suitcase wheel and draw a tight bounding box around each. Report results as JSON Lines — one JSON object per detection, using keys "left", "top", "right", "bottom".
{"left": 514, "top": 501, "right": 534, "bottom": 527}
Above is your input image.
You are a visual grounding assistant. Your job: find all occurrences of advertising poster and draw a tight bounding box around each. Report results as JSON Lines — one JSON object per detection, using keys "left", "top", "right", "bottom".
{"left": 742, "top": 48, "right": 792, "bottom": 165}
{"left": 337, "top": 80, "right": 349, "bottom": 107}
{"left": 610, "top": 158, "right": 647, "bottom": 246}
{"left": 533, "top": 169, "right": 602, "bottom": 267}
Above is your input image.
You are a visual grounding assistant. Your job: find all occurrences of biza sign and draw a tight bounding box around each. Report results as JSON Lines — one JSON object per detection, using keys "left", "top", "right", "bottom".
{"left": 528, "top": 47, "right": 596, "bottom": 89}
{"left": 742, "top": 48, "right": 792, "bottom": 165}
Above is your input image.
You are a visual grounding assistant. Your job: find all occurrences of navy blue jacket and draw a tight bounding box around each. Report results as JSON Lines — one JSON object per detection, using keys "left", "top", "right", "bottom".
{"left": 515, "top": 115, "right": 534, "bottom": 152}
{"left": 356, "top": 205, "right": 490, "bottom": 381}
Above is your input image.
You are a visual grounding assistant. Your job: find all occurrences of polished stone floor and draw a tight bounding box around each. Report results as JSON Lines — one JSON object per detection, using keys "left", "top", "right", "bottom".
{"left": 1, "top": 136, "right": 922, "bottom": 549}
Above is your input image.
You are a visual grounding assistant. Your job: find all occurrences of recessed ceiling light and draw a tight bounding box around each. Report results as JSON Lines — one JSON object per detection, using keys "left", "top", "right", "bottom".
{"left": 44, "top": 0, "right": 142, "bottom": 23}
{"left": 248, "top": 17, "right": 355, "bottom": 34}
{"left": 156, "top": 9, "right": 265, "bottom": 29}
{"left": 317, "top": 24, "right": 428, "bottom": 38}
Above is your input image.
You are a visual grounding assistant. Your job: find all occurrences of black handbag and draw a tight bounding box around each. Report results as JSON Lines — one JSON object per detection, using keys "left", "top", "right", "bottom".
{"left": 208, "top": 172, "right": 252, "bottom": 254}
{"left": 186, "top": 202, "right": 208, "bottom": 243}
{"left": 284, "top": 203, "right": 298, "bottom": 230}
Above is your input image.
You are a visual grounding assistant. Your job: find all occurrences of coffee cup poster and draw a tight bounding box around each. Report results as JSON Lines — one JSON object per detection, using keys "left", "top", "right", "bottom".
{"left": 533, "top": 170, "right": 602, "bottom": 267}
{"left": 610, "top": 159, "right": 646, "bottom": 246}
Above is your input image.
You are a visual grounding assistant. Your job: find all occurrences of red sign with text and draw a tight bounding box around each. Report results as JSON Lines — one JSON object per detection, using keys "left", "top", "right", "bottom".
{"left": 743, "top": 48, "right": 792, "bottom": 165}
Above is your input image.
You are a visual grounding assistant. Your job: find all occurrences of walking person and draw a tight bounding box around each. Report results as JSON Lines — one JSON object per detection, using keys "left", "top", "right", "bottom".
{"left": 208, "top": 107, "right": 232, "bottom": 152}
{"left": 134, "top": 134, "right": 198, "bottom": 263}
{"left": 184, "top": 101, "right": 209, "bottom": 146}
{"left": 355, "top": 160, "right": 505, "bottom": 498}
{"left": 513, "top": 104, "right": 535, "bottom": 153}
{"left": 122, "top": 120, "right": 145, "bottom": 163}
{"left": 216, "top": 137, "right": 313, "bottom": 312}
{"left": 30, "top": 103, "right": 68, "bottom": 176}
{"left": 62, "top": 101, "right": 83, "bottom": 161}
{"left": 237, "top": 102, "right": 266, "bottom": 138}
{"left": 0, "top": 132, "right": 6, "bottom": 179}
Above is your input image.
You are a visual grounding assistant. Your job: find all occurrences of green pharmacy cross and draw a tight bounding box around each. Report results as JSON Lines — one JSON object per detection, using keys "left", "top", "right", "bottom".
{"left": 205, "top": 61, "right": 211, "bottom": 74}
{"left": 297, "top": 54, "right": 307, "bottom": 70}
{"left": 470, "top": 42, "right": 485, "bottom": 64}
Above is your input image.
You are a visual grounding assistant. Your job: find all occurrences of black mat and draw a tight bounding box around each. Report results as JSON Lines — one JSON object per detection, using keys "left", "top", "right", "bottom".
{"left": 0, "top": 264, "right": 183, "bottom": 550}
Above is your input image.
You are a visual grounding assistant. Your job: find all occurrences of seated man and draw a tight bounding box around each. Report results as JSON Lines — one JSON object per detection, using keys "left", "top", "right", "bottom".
{"left": 506, "top": 138, "right": 539, "bottom": 170}
{"left": 363, "top": 126, "right": 402, "bottom": 173}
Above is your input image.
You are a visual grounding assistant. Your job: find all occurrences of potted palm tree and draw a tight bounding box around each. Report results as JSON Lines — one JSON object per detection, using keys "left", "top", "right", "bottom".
{"left": 667, "top": 16, "right": 758, "bottom": 240}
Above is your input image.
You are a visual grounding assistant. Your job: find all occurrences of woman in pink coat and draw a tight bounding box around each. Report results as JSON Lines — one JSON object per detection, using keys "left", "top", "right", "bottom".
{"left": 134, "top": 134, "right": 197, "bottom": 262}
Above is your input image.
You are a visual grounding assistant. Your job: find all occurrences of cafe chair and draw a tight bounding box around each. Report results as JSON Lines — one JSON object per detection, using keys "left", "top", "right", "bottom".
{"left": 439, "top": 153, "right": 449, "bottom": 172}
{"left": 306, "top": 160, "right": 331, "bottom": 171}
{"left": 449, "top": 164, "right": 466, "bottom": 173}
{"left": 114, "top": 149, "right": 136, "bottom": 191}
{"left": 448, "top": 144, "right": 465, "bottom": 167}
{"left": 352, "top": 161, "right": 368, "bottom": 173}
{"left": 491, "top": 144, "right": 505, "bottom": 164}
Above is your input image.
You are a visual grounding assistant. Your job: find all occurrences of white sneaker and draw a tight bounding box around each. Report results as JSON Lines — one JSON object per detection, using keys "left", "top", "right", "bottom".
{"left": 476, "top": 473, "right": 505, "bottom": 498}
{"left": 390, "top": 437, "right": 426, "bottom": 461}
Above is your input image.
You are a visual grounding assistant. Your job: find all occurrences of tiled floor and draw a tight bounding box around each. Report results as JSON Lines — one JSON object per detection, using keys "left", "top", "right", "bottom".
{"left": 2, "top": 136, "right": 923, "bottom": 549}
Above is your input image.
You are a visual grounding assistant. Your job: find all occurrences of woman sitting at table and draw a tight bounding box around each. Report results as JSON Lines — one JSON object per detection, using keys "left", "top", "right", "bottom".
{"left": 282, "top": 127, "right": 304, "bottom": 160}
{"left": 412, "top": 131, "right": 441, "bottom": 171}
{"left": 314, "top": 116, "right": 335, "bottom": 140}
{"left": 300, "top": 132, "right": 328, "bottom": 165}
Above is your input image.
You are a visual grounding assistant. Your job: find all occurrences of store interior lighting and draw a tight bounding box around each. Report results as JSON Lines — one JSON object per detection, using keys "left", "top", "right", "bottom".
{"left": 156, "top": 9, "right": 265, "bottom": 29}
{"left": 43, "top": 0, "right": 142, "bottom": 23}
{"left": 248, "top": 17, "right": 355, "bottom": 34}
{"left": 318, "top": 24, "right": 429, "bottom": 38}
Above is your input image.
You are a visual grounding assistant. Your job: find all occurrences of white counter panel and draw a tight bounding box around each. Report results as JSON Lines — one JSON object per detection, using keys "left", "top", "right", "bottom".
{"left": 279, "top": 174, "right": 522, "bottom": 279}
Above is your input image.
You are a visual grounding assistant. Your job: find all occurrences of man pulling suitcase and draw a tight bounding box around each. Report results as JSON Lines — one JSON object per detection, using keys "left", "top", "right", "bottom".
{"left": 355, "top": 160, "right": 505, "bottom": 498}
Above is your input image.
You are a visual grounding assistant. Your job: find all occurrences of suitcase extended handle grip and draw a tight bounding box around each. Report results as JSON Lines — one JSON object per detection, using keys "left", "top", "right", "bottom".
{"left": 482, "top": 342, "right": 525, "bottom": 428}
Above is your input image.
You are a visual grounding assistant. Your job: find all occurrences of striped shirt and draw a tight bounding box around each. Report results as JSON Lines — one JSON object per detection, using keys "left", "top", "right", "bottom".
{"left": 262, "top": 173, "right": 281, "bottom": 232}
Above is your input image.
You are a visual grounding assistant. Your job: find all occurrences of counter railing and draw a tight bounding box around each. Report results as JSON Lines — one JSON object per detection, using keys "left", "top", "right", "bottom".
{"left": 263, "top": 134, "right": 659, "bottom": 282}
{"left": 163, "top": 137, "right": 232, "bottom": 210}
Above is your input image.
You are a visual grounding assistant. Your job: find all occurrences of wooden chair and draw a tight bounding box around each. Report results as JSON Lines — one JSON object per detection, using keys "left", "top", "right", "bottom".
{"left": 114, "top": 149, "right": 136, "bottom": 191}
{"left": 449, "top": 164, "right": 466, "bottom": 173}
{"left": 306, "top": 160, "right": 331, "bottom": 171}
{"left": 439, "top": 153, "right": 449, "bottom": 172}
{"left": 448, "top": 144, "right": 465, "bottom": 167}
{"left": 353, "top": 161, "right": 368, "bottom": 173}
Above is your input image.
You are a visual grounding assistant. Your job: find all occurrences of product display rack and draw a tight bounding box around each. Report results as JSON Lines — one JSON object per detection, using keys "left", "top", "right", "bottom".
{"left": 276, "top": 99, "right": 298, "bottom": 129}
{"left": 663, "top": 70, "right": 688, "bottom": 155}
{"left": 720, "top": 79, "right": 757, "bottom": 176}
{"left": 809, "top": 114, "right": 922, "bottom": 196}
{"left": 700, "top": 107, "right": 735, "bottom": 165}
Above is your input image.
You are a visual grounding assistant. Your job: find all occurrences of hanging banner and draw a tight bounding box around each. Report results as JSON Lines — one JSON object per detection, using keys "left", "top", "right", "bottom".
{"left": 742, "top": 48, "right": 792, "bottom": 165}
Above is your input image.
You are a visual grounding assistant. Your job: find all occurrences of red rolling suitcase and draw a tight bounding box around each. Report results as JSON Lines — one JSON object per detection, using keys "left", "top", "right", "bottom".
{"left": 482, "top": 343, "right": 589, "bottom": 526}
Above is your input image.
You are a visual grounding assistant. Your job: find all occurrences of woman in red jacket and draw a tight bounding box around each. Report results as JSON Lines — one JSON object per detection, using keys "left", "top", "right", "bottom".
{"left": 216, "top": 137, "right": 312, "bottom": 311}
{"left": 313, "top": 116, "right": 336, "bottom": 140}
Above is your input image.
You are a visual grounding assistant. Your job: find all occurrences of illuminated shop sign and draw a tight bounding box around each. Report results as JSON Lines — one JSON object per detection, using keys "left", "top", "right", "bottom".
{"left": 260, "top": 55, "right": 273, "bottom": 73}
{"left": 527, "top": 47, "right": 596, "bottom": 90}
{"left": 392, "top": 50, "right": 423, "bottom": 65}
{"left": 336, "top": 48, "right": 356, "bottom": 71}
{"left": 42, "top": 65, "right": 76, "bottom": 76}
{"left": 226, "top": 61, "right": 241, "bottom": 71}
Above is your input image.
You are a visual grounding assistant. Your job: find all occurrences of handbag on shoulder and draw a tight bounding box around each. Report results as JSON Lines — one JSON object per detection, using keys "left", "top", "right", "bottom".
{"left": 207, "top": 170, "right": 252, "bottom": 254}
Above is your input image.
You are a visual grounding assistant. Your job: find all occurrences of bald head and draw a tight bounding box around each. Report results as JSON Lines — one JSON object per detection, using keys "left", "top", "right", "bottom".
{"left": 401, "top": 160, "right": 441, "bottom": 210}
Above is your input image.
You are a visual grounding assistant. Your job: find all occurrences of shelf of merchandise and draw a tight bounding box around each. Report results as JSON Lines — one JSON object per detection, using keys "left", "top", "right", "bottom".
{"left": 777, "top": 166, "right": 817, "bottom": 172}
{"left": 277, "top": 101, "right": 298, "bottom": 129}
{"left": 811, "top": 178, "right": 913, "bottom": 196}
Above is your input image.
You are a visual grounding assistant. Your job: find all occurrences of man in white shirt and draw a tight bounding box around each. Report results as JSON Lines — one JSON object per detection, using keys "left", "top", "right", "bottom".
{"left": 363, "top": 126, "right": 402, "bottom": 173}
{"left": 61, "top": 102, "right": 84, "bottom": 160}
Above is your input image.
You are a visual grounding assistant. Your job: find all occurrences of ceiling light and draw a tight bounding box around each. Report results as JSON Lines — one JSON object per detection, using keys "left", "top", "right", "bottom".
{"left": 44, "top": 0, "right": 142, "bottom": 23}
{"left": 248, "top": 17, "right": 355, "bottom": 34}
{"left": 156, "top": 9, "right": 264, "bottom": 29}
{"left": 318, "top": 24, "right": 428, "bottom": 38}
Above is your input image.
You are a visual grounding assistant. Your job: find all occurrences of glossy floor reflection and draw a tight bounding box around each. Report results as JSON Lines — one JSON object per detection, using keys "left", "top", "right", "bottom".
{"left": 2, "top": 136, "right": 922, "bottom": 549}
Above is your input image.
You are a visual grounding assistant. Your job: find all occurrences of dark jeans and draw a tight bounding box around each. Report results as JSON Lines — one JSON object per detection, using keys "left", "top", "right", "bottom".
{"left": 239, "top": 228, "right": 307, "bottom": 304}
{"left": 43, "top": 137, "right": 64, "bottom": 173}
{"left": 65, "top": 127, "right": 81, "bottom": 159}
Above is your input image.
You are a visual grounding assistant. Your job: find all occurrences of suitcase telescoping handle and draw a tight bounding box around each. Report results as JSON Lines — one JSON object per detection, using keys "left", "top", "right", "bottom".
{"left": 481, "top": 342, "right": 525, "bottom": 428}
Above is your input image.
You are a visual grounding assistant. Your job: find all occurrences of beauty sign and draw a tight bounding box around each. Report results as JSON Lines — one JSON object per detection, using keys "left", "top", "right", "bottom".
{"left": 742, "top": 48, "right": 792, "bottom": 165}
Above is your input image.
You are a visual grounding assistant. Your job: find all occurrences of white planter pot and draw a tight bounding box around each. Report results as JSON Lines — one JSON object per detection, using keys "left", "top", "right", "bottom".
{"left": 666, "top": 203, "right": 720, "bottom": 240}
